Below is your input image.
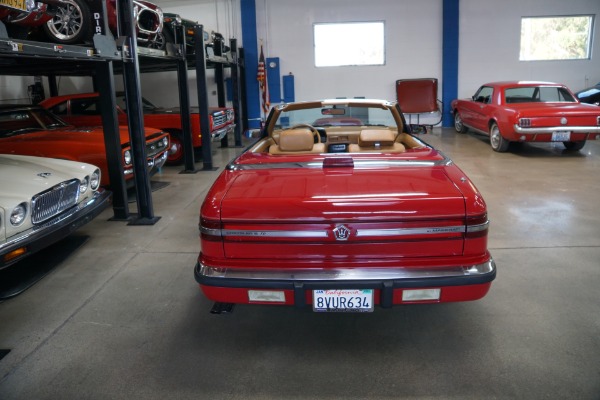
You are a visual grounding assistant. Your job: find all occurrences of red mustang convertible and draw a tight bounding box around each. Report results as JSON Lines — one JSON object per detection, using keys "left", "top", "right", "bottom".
{"left": 451, "top": 81, "right": 600, "bottom": 152}
{"left": 195, "top": 99, "right": 496, "bottom": 313}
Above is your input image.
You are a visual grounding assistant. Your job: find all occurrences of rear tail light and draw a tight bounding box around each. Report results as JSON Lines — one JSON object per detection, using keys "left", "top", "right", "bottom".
{"left": 200, "top": 217, "right": 222, "bottom": 241}
{"left": 466, "top": 214, "right": 489, "bottom": 238}
{"left": 519, "top": 118, "right": 531, "bottom": 127}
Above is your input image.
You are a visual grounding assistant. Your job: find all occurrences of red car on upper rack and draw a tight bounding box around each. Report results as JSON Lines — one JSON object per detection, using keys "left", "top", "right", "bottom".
{"left": 195, "top": 99, "right": 495, "bottom": 313}
{"left": 0, "top": 0, "right": 63, "bottom": 38}
{"left": 1, "top": 0, "right": 164, "bottom": 48}
{"left": 451, "top": 81, "right": 600, "bottom": 152}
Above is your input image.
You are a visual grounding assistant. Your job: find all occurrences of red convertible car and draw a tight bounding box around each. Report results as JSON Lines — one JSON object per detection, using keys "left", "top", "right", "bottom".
{"left": 0, "top": 105, "right": 169, "bottom": 187}
{"left": 195, "top": 99, "right": 496, "bottom": 313}
{"left": 451, "top": 81, "right": 600, "bottom": 152}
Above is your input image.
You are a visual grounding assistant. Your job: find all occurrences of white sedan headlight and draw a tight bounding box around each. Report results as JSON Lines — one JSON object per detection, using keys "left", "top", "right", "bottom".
{"left": 90, "top": 169, "right": 101, "bottom": 190}
{"left": 80, "top": 176, "right": 89, "bottom": 194}
{"left": 10, "top": 203, "right": 27, "bottom": 226}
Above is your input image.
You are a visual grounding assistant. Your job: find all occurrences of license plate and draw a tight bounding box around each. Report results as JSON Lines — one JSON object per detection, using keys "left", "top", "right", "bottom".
{"left": 551, "top": 131, "right": 571, "bottom": 141}
{"left": 0, "top": 0, "right": 28, "bottom": 11}
{"left": 313, "top": 289, "right": 374, "bottom": 312}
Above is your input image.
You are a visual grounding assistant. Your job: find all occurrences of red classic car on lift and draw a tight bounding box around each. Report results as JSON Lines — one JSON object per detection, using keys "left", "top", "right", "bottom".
{"left": 40, "top": 92, "right": 235, "bottom": 165}
{"left": 0, "top": 0, "right": 61, "bottom": 38}
{"left": 34, "top": 0, "right": 163, "bottom": 47}
{"left": 0, "top": 104, "right": 169, "bottom": 187}
{"left": 195, "top": 99, "right": 496, "bottom": 313}
{"left": 451, "top": 81, "right": 600, "bottom": 152}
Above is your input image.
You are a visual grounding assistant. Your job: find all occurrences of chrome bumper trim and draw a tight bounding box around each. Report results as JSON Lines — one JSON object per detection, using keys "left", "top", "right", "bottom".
{"left": 513, "top": 125, "right": 600, "bottom": 134}
{"left": 197, "top": 259, "right": 496, "bottom": 282}
{"left": 212, "top": 124, "right": 236, "bottom": 142}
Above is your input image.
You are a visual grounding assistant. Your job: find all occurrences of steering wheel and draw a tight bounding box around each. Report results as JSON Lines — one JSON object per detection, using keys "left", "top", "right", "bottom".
{"left": 290, "top": 123, "right": 321, "bottom": 143}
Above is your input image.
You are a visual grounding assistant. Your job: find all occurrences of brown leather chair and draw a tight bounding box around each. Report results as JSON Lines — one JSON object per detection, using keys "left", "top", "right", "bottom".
{"left": 348, "top": 129, "right": 405, "bottom": 153}
{"left": 269, "top": 128, "right": 326, "bottom": 155}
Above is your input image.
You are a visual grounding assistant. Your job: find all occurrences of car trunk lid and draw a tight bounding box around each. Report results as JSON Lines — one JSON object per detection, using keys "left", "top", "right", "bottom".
{"left": 218, "top": 167, "right": 466, "bottom": 259}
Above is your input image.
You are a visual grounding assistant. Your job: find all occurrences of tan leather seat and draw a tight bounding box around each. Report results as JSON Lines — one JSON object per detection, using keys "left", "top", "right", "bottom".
{"left": 269, "top": 128, "right": 325, "bottom": 154}
{"left": 348, "top": 129, "right": 405, "bottom": 153}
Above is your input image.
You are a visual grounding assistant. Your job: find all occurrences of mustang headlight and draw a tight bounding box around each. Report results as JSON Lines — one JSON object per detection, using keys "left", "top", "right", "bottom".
{"left": 162, "top": 137, "right": 169, "bottom": 148}
{"left": 124, "top": 150, "right": 132, "bottom": 165}
{"left": 90, "top": 169, "right": 101, "bottom": 190}
{"left": 80, "top": 176, "right": 89, "bottom": 194}
{"left": 10, "top": 203, "right": 27, "bottom": 226}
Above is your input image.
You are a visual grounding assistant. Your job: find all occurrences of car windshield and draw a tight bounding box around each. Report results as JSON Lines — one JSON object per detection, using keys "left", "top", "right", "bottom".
{"left": 0, "top": 108, "right": 67, "bottom": 137}
{"left": 273, "top": 103, "right": 397, "bottom": 129}
{"left": 504, "top": 86, "right": 576, "bottom": 103}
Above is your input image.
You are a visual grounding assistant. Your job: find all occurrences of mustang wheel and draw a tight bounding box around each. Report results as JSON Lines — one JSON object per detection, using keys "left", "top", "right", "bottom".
{"left": 563, "top": 140, "right": 586, "bottom": 151}
{"left": 453, "top": 111, "right": 467, "bottom": 133}
{"left": 490, "top": 122, "right": 509, "bottom": 152}
{"left": 43, "top": 0, "right": 91, "bottom": 44}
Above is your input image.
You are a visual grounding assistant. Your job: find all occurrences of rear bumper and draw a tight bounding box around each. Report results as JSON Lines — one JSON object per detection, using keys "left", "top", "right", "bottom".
{"left": 513, "top": 125, "right": 600, "bottom": 134}
{"left": 194, "top": 257, "right": 496, "bottom": 307}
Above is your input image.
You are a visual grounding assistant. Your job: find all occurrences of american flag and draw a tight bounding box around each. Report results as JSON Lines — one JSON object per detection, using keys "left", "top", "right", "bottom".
{"left": 257, "top": 44, "right": 270, "bottom": 115}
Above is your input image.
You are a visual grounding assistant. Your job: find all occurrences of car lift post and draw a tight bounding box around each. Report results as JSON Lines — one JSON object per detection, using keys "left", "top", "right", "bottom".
{"left": 194, "top": 25, "right": 217, "bottom": 171}
{"left": 117, "top": 0, "right": 160, "bottom": 225}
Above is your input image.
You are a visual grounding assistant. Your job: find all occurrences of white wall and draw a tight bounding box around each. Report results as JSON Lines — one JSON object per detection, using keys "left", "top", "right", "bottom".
{"left": 254, "top": 0, "right": 443, "bottom": 102}
{"left": 458, "top": 0, "right": 600, "bottom": 99}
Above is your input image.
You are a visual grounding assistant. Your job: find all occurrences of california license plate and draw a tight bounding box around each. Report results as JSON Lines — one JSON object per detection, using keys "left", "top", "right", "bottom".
{"left": 313, "top": 289, "right": 374, "bottom": 312}
{"left": 0, "top": 0, "right": 28, "bottom": 11}
{"left": 551, "top": 131, "right": 571, "bottom": 141}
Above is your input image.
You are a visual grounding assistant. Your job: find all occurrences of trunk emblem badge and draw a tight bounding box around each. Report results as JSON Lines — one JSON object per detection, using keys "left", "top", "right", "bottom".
{"left": 333, "top": 225, "right": 351, "bottom": 241}
{"left": 560, "top": 117, "right": 568, "bottom": 125}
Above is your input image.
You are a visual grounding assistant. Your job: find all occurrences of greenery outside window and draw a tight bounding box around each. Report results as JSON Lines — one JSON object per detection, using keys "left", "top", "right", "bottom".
{"left": 314, "top": 22, "right": 385, "bottom": 67}
{"left": 520, "top": 15, "right": 594, "bottom": 61}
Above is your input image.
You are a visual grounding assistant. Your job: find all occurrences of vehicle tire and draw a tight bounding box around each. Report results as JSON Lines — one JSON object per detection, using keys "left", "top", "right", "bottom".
{"left": 453, "top": 111, "right": 468, "bottom": 133}
{"left": 489, "top": 122, "right": 510, "bottom": 152}
{"left": 43, "top": 0, "right": 92, "bottom": 45}
{"left": 147, "top": 29, "right": 174, "bottom": 50}
{"left": 563, "top": 140, "right": 586, "bottom": 151}
{"left": 166, "top": 131, "right": 184, "bottom": 165}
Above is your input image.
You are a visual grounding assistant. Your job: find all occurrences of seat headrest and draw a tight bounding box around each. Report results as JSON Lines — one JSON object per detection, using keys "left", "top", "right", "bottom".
{"left": 279, "top": 129, "right": 314, "bottom": 151}
{"left": 358, "top": 129, "right": 395, "bottom": 148}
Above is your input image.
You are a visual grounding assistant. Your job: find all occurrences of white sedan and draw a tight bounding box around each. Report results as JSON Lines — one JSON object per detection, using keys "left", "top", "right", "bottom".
{"left": 0, "top": 154, "right": 111, "bottom": 269}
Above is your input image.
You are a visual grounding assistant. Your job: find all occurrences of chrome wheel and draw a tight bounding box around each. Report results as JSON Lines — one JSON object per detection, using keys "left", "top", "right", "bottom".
{"left": 44, "top": 0, "right": 90, "bottom": 44}
{"left": 490, "top": 122, "right": 509, "bottom": 152}
{"left": 454, "top": 111, "right": 467, "bottom": 133}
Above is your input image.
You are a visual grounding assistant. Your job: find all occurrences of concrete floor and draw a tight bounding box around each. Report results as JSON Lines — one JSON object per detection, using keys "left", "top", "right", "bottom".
{"left": 1, "top": 128, "right": 599, "bottom": 399}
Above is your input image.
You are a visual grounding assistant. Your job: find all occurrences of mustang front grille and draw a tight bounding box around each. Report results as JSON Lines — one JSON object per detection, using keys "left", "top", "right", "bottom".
{"left": 31, "top": 179, "right": 80, "bottom": 225}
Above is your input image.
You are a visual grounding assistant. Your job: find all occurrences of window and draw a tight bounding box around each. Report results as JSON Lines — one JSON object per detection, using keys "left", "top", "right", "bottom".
{"left": 314, "top": 22, "right": 385, "bottom": 67}
{"left": 474, "top": 87, "right": 494, "bottom": 104}
{"left": 520, "top": 15, "right": 594, "bottom": 61}
{"left": 505, "top": 86, "right": 576, "bottom": 103}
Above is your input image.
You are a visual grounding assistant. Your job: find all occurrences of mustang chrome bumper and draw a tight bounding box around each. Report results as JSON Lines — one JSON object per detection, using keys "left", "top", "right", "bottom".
{"left": 513, "top": 125, "right": 600, "bottom": 134}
